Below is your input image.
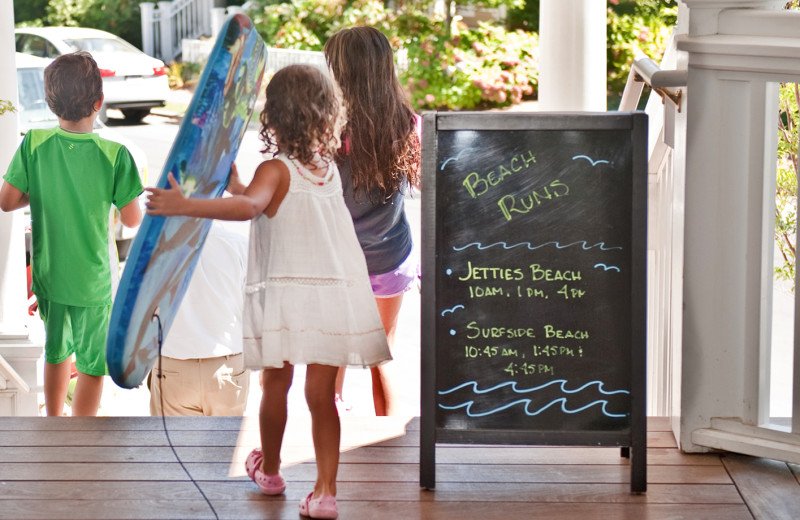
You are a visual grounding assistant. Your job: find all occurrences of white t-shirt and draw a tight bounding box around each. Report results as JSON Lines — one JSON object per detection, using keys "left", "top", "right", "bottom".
{"left": 162, "top": 224, "right": 248, "bottom": 359}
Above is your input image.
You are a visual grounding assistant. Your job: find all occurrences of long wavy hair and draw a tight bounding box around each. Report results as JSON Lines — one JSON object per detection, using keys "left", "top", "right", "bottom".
{"left": 259, "top": 65, "right": 345, "bottom": 165}
{"left": 324, "top": 26, "right": 420, "bottom": 200}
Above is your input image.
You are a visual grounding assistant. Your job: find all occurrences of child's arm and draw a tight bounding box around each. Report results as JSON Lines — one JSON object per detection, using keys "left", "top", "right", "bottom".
{"left": 0, "top": 181, "right": 29, "bottom": 212}
{"left": 146, "top": 160, "right": 287, "bottom": 221}
{"left": 119, "top": 197, "right": 143, "bottom": 228}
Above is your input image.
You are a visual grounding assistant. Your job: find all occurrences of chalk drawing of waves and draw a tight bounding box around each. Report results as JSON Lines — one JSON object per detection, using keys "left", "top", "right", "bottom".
{"left": 441, "top": 304, "right": 465, "bottom": 316}
{"left": 572, "top": 155, "right": 610, "bottom": 167}
{"left": 438, "top": 379, "right": 629, "bottom": 418}
{"left": 453, "top": 241, "right": 622, "bottom": 252}
{"left": 440, "top": 149, "right": 470, "bottom": 170}
{"left": 594, "top": 263, "right": 621, "bottom": 272}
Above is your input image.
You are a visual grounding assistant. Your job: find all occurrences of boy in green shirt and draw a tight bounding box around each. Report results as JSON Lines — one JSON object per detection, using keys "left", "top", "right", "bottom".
{"left": 0, "top": 52, "right": 143, "bottom": 416}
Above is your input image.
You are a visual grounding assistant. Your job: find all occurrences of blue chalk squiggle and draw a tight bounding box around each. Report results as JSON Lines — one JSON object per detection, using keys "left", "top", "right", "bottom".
{"left": 441, "top": 149, "right": 470, "bottom": 170}
{"left": 572, "top": 155, "right": 610, "bottom": 167}
{"left": 593, "top": 263, "right": 621, "bottom": 272}
{"left": 437, "top": 379, "right": 629, "bottom": 418}
{"left": 452, "top": 240, "right": 622, "bottom": 252}
{"left": 439, "top": 398, "right": 627, "bottom": 418}
{"left": 441, "top": 304, "right": 465, "bottom": 316}
{"left": 438, "top": 379, "right": 629, "bottom": 396}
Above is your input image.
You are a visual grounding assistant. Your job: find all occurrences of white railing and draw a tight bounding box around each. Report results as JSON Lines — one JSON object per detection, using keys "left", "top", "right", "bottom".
{"left": 141, "top": 0, "right": 214, "bottom": 63}
{"left": 618, "top": 44, "right": 687, "bottom": 418}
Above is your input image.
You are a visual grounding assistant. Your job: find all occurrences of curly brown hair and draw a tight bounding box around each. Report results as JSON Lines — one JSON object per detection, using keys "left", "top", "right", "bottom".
{"left": 44, "top": 51, "right": 103, "bottom": 122}
{"left": 324, "top": 27, "right": 421, "bottom": 200}
{"left": 259, "top": 65, "right": 345, "bottom": 165}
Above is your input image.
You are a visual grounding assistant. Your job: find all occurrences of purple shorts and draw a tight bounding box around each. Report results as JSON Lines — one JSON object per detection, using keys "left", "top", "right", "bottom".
{"left": 369, "top": 249, "right": 419, "bottom": 298}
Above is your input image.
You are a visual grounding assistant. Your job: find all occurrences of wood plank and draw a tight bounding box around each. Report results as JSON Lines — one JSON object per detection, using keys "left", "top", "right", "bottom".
{"left": 0, "top": 500, "right": 752, "bottom": 520}
{"left": 0, "top": 415, "right": 669, "bottom": 432}
{"left": 0, "top": 415, "right": 418, "bottom": 432}
{"left": 199, "top": 480, "right": 744, "bottom": 504}
{"left": 0, "top": 443, "right": 715, "bottom": 467}
{"left": 722, "top": 454, "right": 800, "bottom": 519}
{"left": 0, "top": 481, "right": 201, "bottom": 500}
{"left": 0, "top": 460, "right": 732, "bottom": 485}
{"left": 0, "top": 429, "right": 676, "bottom": 450}
{"left": 436, "top": 446, "right": 720, "bottom": 465}
{"left": 0, "top": 479, "right": 742, "bottom": 505}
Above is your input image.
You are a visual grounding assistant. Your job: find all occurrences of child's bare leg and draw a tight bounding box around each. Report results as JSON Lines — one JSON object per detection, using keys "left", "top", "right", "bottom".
{"left": 71, "top": 373, "right": 104, "bottom": 416}
{"left": 259, "top": 363, "right": 294, "bottom": 474}
{"left": 371, "top": 294, "right": 404, "bottom": 416}
{"left": 305, "top": 364, "right": 340, "bottom": 497}
{"left": 44, "top": 359, "right": 71, "bottom": 416}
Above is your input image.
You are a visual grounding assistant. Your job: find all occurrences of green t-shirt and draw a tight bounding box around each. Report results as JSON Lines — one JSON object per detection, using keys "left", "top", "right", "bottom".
{"left": 3, "top": 127, "right": 143, "bottom": 306}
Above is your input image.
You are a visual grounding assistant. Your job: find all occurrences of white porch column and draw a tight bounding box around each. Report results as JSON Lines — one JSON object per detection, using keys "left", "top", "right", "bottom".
{"left": 538, "top": 0, "right": 607, "bottom": 111}
{"left": 141, "top": 3, "right": 156, "bottom": 57}
{"left": 0, "top": 0, "right": 27, "bottom": 337}
{"left": 0, "top": 0, "right": 44, "bottom": 416}
{"left": 676, "top": 0, "right": 800, "bottom": 454}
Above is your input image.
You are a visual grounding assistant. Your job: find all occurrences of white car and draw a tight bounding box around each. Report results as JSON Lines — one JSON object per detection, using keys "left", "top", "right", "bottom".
{"left": 15, "top": 52, "right": 148, "bottom": 260}
{"left": 15, "top": 27, "right": 170, "bottom": 123}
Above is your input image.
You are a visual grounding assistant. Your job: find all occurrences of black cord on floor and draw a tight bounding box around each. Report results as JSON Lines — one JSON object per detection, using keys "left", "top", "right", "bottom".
{"left": 154, "top": 312, "right": 220, "bottom": 520}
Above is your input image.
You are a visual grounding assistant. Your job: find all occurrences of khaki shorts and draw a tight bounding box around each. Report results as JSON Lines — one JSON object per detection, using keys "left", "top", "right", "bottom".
{"left": 148, "top": 353, "right": 249, "bottom": 416}
{"left": 38, "top": 298, "right": 111, "bottom": 377}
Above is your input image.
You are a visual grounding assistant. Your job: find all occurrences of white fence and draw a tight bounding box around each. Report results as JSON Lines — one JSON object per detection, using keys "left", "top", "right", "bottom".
{"left": 141, "top": 0, "right": 217, "bottom": 63}
{"left": 182, "top": 38, "right": 326, "bottom": 74}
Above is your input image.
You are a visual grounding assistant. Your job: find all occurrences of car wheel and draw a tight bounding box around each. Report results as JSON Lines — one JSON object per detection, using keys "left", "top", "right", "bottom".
{"left": 116, "top": 238, "right": 133, "bottom": 262}
{"left": 121, "top": 108, "right": 150, "bottom": 123}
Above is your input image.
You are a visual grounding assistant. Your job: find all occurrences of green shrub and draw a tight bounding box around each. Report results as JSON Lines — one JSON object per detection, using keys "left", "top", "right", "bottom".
{"left": 399, "top": 19, "right": 537, "bottom": 110}
{"left": 247, "top": 0, "right": 538, "bottom": 111}
{"left": 607, "top": 0, "right": 677, "bottom": 108}
{"left": 0, "top": 100, "right": 15, "bottom": 117}
{"left": 775, "top": 0, "right": 799, "bottom": 288}
{"left": 17, "top": 0, "right": 143, "bottom": 49}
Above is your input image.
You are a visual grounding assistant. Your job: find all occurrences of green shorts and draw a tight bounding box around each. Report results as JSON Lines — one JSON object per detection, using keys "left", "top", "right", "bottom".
{"left": 38, "top": 298, "right": 111, "bottom": 377}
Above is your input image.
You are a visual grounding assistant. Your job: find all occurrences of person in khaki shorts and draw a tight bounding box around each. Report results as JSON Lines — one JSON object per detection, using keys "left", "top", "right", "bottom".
{"left": 149, "top": 223, "right": 249, "bottom": 416}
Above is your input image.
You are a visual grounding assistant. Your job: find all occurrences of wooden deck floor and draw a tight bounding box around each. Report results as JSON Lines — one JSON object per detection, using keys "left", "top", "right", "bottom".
{"left": 1, "top": 416, "right": 799, "bottom": 519}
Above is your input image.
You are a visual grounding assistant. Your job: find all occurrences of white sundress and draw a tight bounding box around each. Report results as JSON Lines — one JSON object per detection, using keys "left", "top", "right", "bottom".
{"left": 242, "top": 154, "right": 391, "bottom": 369}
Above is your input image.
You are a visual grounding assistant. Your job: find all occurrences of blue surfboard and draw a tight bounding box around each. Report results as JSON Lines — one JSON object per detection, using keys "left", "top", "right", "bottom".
{"left": 106, "top": 14, "right": 267, "bottom": 389}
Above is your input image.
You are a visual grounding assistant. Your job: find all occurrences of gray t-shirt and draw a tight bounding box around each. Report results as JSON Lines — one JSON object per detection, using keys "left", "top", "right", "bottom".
{"left": 339, "top": 157, "right": 413, "bottom": 275}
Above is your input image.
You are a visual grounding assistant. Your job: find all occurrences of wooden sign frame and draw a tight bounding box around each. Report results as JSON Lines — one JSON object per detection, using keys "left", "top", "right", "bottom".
{"left": 419, "top": 111, "right": 647, "bottom": 493}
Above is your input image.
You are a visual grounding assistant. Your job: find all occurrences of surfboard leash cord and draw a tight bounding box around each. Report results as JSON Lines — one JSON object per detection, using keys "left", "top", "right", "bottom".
{"left": 154, "top": 312, "right": 220, "bottom": 520}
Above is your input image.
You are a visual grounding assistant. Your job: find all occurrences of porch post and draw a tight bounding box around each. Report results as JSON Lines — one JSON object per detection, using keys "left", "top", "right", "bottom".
{"left": 537, "top": 0, "right": 607, "bottom": 111}
{"left": 676, "top": 0, "right": 797, "bottom": 452}
{"left": 0, "top": 0, "right": 28, "bottom": 337}
{"left": 0, "top": 0, "right": 44, "bottom": 416}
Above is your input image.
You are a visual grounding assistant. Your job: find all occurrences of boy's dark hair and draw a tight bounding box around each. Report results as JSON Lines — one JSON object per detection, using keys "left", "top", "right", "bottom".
{"left": 259, "top": 65, "right": 345, "bottom": 165}
{"left": 44, "top": 51, "right": 103, "bottom": 122}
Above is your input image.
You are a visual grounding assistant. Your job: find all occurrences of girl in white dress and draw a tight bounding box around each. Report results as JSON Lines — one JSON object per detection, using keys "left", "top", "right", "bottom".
{"left": 145, "top": 64, "right": 390, "bottom": 520}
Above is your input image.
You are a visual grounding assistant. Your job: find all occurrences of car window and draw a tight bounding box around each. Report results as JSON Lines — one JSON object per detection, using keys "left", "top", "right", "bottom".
{"left": 16, "top": 67, "right": 58, "bottom": 131}
{"left": 17, "top": 35, "right": 59, "bottom": 59}
{"left": 64, "top": 38, "right": 140, "bottom": 54}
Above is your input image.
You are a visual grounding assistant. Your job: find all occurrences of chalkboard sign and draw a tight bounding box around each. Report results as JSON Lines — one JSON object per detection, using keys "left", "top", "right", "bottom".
{"left": 419, "top": 112, "right": 647, "bottom": 493}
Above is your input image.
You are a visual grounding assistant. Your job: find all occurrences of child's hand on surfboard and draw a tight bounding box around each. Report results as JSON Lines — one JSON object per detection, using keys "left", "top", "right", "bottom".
{"left": 226, "top": 163, "right": 246, "bottom": 195}
{"left": 145, "top": 172, "right": 186, "bottom": 216}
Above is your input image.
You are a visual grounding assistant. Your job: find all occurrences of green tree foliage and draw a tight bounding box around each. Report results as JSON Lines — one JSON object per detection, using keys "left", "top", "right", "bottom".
{"left": 248, "top": 0, "right": 538, "bottom": 110}
{"left": 14, "top": 0, "right": 143, "bottom": 49}
{"left": 775, "top": 0, "right": 799, "bottom": 288}
{"left": 13, "top": 0, "right": 50, "bottom": 26}
{"left": 607, "top": 0, "right": 677, "bottom": 109}
{"left": 0, "top": 100, "right": 15, "bottom": 117}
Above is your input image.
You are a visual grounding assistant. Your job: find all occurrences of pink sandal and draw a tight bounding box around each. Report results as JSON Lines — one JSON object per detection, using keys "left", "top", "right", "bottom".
{"left": 299, "top": 492, "right": 338, "bottom": 519}
{"left": 245, "top": 448, "right": 285, "bottom": 495}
